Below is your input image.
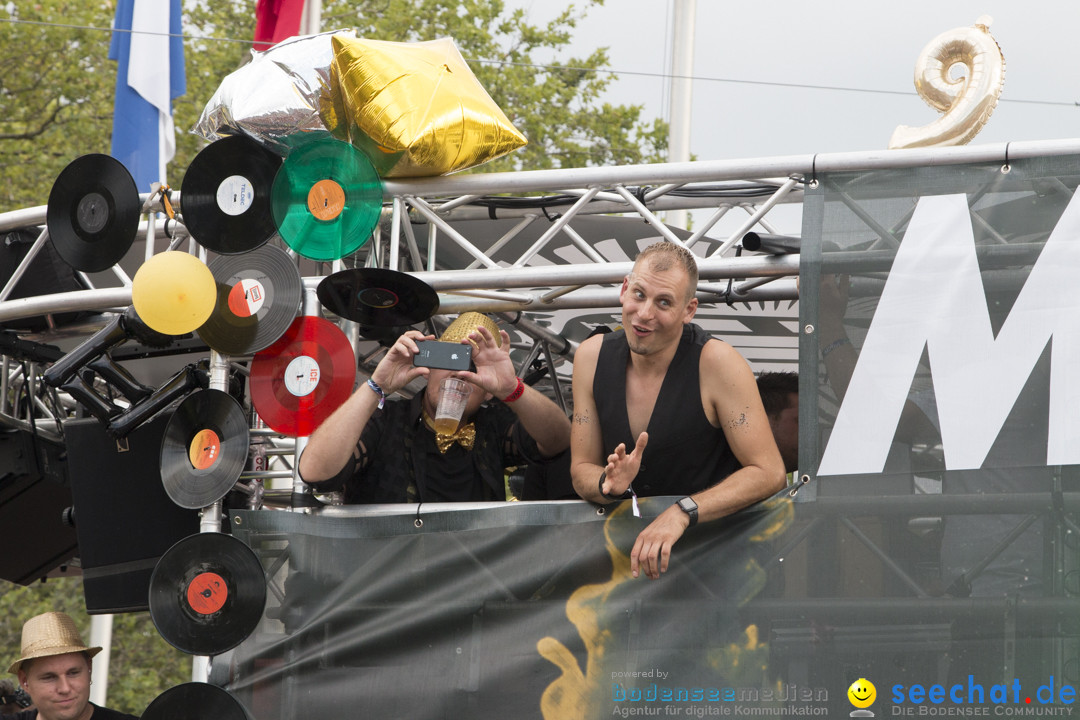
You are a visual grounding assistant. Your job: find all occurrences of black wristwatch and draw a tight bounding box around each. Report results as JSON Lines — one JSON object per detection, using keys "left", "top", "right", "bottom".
{"left": 676, "top": 496, "right": 698, "bottom": 527}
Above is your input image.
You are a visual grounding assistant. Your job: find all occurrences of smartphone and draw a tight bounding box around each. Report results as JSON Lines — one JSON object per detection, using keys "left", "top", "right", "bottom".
{"left": 413, "top": 340, "right": 472, "bottom": 371}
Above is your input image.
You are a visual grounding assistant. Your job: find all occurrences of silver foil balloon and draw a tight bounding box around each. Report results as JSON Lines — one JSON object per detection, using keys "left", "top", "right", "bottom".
{"left": 193, "top": 29, "right": 356, "bottom": 151}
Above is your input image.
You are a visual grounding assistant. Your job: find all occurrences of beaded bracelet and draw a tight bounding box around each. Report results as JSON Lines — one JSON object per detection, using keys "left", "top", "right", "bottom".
{"left": 502, "top": 377, "right": 525, "bottom": 403}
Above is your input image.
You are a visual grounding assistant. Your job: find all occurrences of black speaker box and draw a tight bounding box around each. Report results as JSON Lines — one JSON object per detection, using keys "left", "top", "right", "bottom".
{"left": 0, "top": 228, "right": 91, "bottom": 331}
{"left": 64, "top": 413, "right": 200, "bottom": 614}
{"left": 0, "top": 428, "right": 77, "bottom": 584}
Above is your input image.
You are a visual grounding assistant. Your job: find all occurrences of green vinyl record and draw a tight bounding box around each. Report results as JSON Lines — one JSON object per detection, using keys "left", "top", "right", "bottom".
{"left": 270, "top": 136, "right": 383, "bottom": 261}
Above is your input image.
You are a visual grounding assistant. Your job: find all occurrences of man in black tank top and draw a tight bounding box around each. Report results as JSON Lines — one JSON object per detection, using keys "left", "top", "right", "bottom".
{"left": 570, "top": 242, "right": 786, "bottom": 580}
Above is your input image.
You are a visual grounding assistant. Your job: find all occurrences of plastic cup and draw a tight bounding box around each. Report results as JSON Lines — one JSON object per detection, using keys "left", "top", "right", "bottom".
{"left": 434, "top": 378, "right": 471, "bottom": 434}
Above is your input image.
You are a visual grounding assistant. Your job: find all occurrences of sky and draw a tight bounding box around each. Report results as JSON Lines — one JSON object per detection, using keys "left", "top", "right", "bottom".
{"left": 514, "top": 0, "right": 1080, "bottom": 234}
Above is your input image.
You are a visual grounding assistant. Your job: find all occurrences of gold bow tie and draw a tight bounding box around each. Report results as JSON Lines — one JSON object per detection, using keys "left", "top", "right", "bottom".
{"left": 423, "top": 410, "right": 476, "bottom": 454}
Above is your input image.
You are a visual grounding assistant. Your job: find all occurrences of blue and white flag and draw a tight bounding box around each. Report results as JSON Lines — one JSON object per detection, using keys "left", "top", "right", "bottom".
{"left": 109, "top": 0, "right": 186, "bottom": 192}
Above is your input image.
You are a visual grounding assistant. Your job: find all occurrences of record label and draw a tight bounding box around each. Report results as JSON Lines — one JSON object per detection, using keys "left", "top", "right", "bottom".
{"left": 308, "top": 179, "right": 346, "bottom": 221}
{"left": 186, "top": 571, "right": 228, "bottom": 615}
{"left": 188, "top": 429, "right": 220, "bottom": 471}
{"left": 360, "top": 286, "right": 399, "bottom": 309}
{"left": 283, "top": 355, "right": 320, "bottom": 397}
{"left": 227, "top": 278, "right": 266, "bottom": 317}
{"left": 76, "top": 193, "right": 110, "bottom": 233}
{"left": 216, "top": 175, "right": 255, "bottom": 216}
{"left": 249, "top": 316, "right": 355, "bottom": 436}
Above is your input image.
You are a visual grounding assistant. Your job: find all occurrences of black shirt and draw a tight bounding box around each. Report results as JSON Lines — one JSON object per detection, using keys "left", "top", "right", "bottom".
{"left": 304, "top": 393, "right": 546, "bottom": 503}
{"left": 593, "top": 323, "right": 741, "bottom": 496}
{"left": 12, "top": 703, "right": 139, "bottom": 720}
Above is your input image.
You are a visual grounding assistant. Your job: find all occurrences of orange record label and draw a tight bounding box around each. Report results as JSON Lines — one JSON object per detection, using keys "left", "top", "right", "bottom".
{"left": 186, "top": 571, "right": 228, "bottom": 615}
{"left": 307, "top": 179, "right": 345, "bottom": 221}
{"left": 227, "top": 278, "right": 266, "bottom": 317}
{"left": 188, "top": 429, "right": 221, "bottom": 470}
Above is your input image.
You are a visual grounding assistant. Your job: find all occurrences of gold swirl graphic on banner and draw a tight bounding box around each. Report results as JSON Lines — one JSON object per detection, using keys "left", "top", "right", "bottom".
{"left": 889, "top": 16, "right": 1005, "bottom": 149}
{"left": 536, "top": 496, "right": 794, "bottom": 719}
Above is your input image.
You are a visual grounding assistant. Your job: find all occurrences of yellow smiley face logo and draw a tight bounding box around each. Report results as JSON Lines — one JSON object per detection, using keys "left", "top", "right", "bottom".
{"left": 848, "top": 678, "right": 876, "bottom": 708}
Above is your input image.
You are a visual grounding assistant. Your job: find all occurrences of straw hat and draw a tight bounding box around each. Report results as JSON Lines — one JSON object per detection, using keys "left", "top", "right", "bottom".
{"left": 439, "top": 312, "right": 501, "bottom": 347}
{"left": 8, "top": 612, "right": 102, "bottom": 674}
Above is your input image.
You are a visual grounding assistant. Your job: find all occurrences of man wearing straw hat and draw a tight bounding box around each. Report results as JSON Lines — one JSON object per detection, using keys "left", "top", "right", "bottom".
{"left": 299, "top": 312, "right": 571, "bottom": 503}
{"left": 8, "top": 612, "right": 137, "bottom": 720}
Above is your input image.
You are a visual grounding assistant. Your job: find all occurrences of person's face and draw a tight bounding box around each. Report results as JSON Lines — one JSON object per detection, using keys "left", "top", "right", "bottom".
{"left": 424, "top": 368, "right": 488, "bottom": 421}
{"left": 619, "top": 260, "right": 698, "bottom": 357}
{"left": 18, "top": 653, "right": 92, "bottom": 720}
{"left": 768, "top": 393, "right": 799, "bottom": 474}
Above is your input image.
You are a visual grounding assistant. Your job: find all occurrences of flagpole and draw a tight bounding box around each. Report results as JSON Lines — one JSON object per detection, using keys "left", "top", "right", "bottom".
{"left": 301, "top": 0, "right": 321, "bottom": 35}
{"left": 666, "top": 0, "right": 695, "bottom": 230}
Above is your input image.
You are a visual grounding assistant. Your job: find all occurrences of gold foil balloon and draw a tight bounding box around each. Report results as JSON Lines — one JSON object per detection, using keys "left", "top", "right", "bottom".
{"left": 132, "top": 251, "right": 217, "bottom": 336}
{"left": 324, "top": 36, "right": 527, "bottom": 177}
{"left": 889, "top": 16, "right": 1005, "bottom": 149}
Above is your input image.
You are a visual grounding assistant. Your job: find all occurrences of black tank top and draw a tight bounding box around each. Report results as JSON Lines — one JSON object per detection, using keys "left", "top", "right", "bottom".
{"left": 593, "top": 324, "right": 740, "bottom": 496}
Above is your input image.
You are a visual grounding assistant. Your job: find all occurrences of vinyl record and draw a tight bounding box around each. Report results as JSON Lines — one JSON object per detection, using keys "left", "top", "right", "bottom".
{"left": 180, "top": 135, "right": 282, "bottom": 254}
{"left": 46, "top": 154, "right": 140, "bottom": 272}
{"left": 249, "top": 316, "right": 355, "bottom": 437}
{"left": 197, "top": 245, "right": 302, "bottom": 355}
{"left": 160, "top": 389, "right": 250, "bottom": 509}
{"left": 317, "top": 268, "right": 438, "bottom": 327}
{"left": 143, "top": 683, "right": 250, "bottom": 720}
{"left": 271, "top": 136, "right": 382, "bottom": 261}
{"left": 149, "top": 532, "right": 266, "bottom": 656}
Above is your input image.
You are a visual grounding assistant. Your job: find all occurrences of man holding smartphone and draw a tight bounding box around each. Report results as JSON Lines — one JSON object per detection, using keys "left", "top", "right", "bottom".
{"left": 299, "top": 313, "right": 570, "bottom": 503}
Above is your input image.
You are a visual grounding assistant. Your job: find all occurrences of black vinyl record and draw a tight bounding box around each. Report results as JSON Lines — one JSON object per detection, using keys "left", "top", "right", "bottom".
{"left": 317, "top": 268, "right": 439, "bottom": 327}
{"left": 180, "top": 135, "right": 282, "bottom": 254}
{"left": 46, "top": 154, "right": 140, "bottom": 272}
{"left": 197, "top": 244, "right": 302, "bottom": 355}
{"left": 143, "top": 683, "right": 250, "bottom": 720}
{"left": 149, "top": 532, "right": 266, "bottom": 656}
{"left": 160, "top": 389, "right": 250, "bottom": 509}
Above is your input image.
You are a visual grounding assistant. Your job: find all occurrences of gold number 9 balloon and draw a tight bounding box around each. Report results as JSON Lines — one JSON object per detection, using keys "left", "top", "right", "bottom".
{"left": 889, "top": 16, "right": 1005, "bottom": 149}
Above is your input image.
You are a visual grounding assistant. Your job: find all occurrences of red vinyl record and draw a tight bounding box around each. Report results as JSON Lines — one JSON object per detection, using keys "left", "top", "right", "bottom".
{"left": 249, "top": 316, "right": 355, "bottom": 436}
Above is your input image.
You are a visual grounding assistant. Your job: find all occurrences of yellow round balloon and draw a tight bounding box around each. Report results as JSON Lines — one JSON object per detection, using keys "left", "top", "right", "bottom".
{"left": 132, "top": 251, "right": 217, "bottom": 336}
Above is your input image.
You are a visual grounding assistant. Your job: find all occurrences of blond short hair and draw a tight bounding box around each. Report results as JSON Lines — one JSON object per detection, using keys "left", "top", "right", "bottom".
{"left": 631, "top": 242, "right": 699, "bottom": 301}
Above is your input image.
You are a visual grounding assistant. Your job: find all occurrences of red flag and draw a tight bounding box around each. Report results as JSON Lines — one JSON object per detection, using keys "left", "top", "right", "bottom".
{"left": 253, "top": 0, "right": 306, "bottom": 51}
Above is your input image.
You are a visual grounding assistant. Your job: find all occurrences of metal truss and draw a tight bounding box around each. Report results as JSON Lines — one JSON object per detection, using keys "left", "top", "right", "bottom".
{"left": 2, "top": 138, "right": 1078, "bottom": 462}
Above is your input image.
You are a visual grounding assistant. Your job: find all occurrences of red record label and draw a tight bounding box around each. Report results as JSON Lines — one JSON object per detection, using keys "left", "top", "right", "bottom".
{"left": 186, "top": 571, "right": 228, "bottom": 615}
{"left": 227, "top": 278, "right": 265, "bottom": 317}
{"left": 249, "top": 316, "right": 355, "bottom": 436}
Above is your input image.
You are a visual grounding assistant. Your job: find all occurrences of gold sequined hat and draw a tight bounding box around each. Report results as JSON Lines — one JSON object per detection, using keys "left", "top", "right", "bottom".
{"left": 439, "top": 312, "right": 501, "bottom": 347}
{"left": 8, "top": 612, "right": 101, "bottom": 674}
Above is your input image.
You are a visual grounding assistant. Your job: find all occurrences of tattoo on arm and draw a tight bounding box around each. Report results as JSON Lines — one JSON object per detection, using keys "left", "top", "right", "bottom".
{"left": 726, "top": 412, "right": 749, "bottom": 430}
{"left": 572, "top": 411, "right": 591, "bottom": 425}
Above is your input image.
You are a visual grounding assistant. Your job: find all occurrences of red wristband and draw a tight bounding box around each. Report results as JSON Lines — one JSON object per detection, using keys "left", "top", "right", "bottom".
{"left": 502, "top": 377, "right": 525, "bottom": 403}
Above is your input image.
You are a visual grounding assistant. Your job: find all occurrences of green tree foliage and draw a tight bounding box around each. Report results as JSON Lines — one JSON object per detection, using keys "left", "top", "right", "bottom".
{"left": 0, "top": 0, "right": 667, "bottom": 707}
{"left": 0, "top": 578, "right": 189, "bottom": 715}
{"left": 0, "top": 0, "right": 666, "bottom": 212}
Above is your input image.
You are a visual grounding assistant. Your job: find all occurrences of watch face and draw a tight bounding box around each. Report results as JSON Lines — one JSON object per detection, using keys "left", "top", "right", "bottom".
{"left": 678, "top": 497, "right": 697, "bottom": 512}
